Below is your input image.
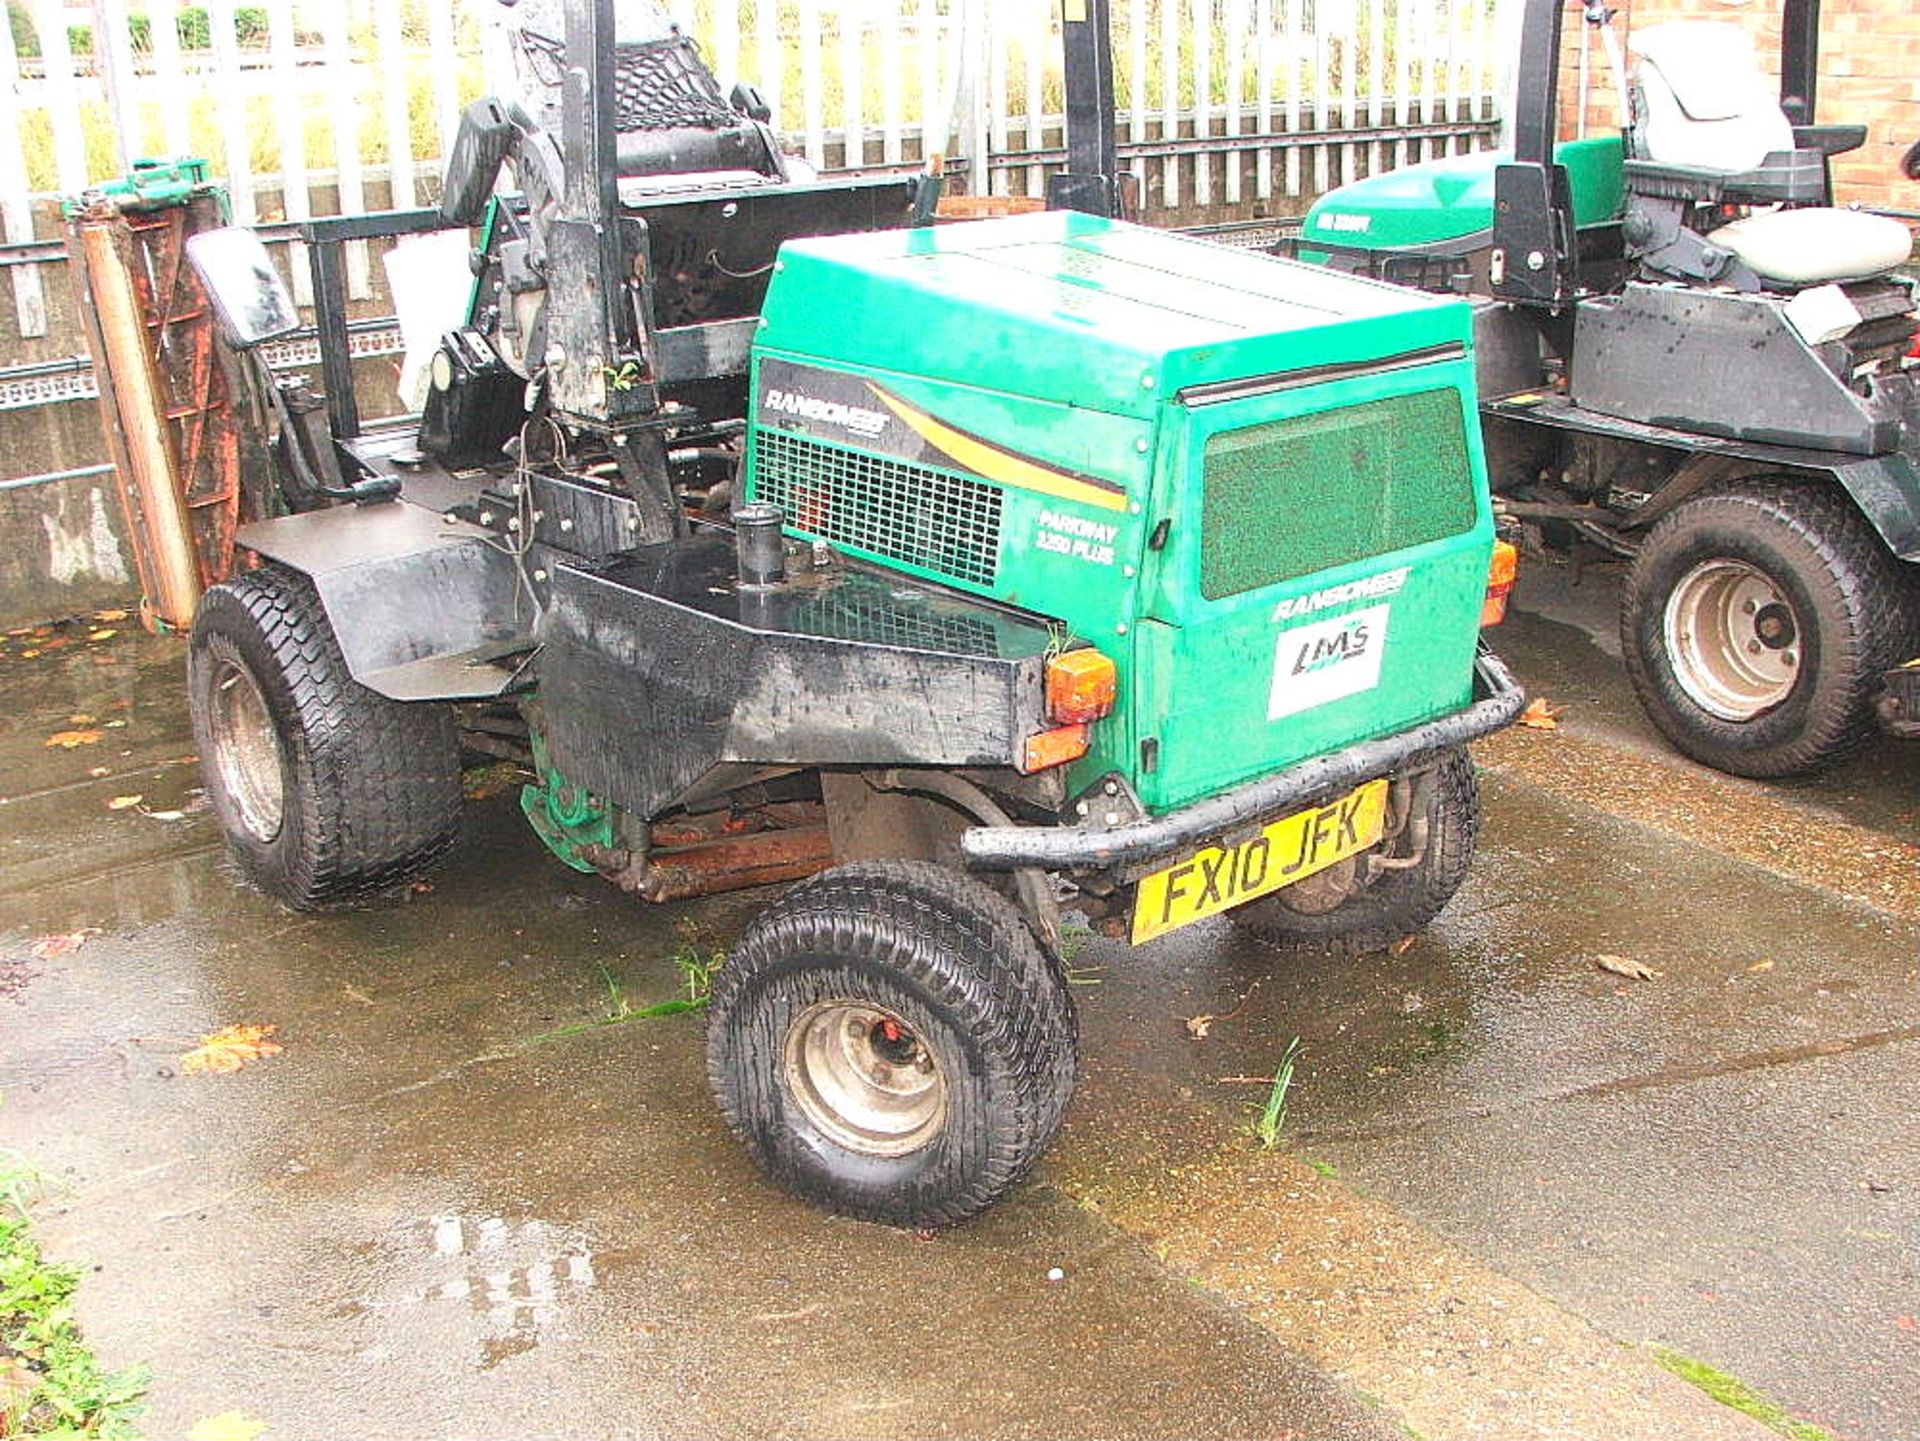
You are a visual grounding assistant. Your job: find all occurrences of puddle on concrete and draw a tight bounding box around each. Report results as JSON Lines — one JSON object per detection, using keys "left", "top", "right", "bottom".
{"left": 347, "top": 1212, "right": 605, "bottom": 1371}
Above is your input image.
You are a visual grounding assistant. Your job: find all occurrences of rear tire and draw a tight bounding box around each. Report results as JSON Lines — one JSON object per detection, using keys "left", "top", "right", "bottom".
{"left": 1228, "top": 751, "right": 1480, "bottom": 957}
{"left": 1621, "top": 482, "right": 1912, "bottom": 778}
{"left": 188, "top": 566, "right": 463, "bottom": 907}
{"left": 706, "top": 860, "right": 1076, "bottom": 1229}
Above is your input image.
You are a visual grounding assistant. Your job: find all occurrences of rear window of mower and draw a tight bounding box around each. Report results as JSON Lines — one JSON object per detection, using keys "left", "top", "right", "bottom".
{"left": 1198, "top": 387, "right": 1478, "bottom": 602}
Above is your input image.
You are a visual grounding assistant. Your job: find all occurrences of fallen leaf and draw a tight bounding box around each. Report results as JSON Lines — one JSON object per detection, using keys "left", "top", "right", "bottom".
{"left": 88, "top": 628, "right": 118, "bottom": 642}
{"left": 1517, "top": 698, "right": 1566, "bottom": 730}
{"left": 410, "top": 881, "right": 435, "bottom": 895}
{"left": 89, "top": 766, "right": 111, "bottom": 778}
{"left": 1594, "top": 954, "right": 1658, "bottom": 982}
{"left": 94, "top": 608, "right": 130, "bottom": 623}
{"left": 108, "top": 794, "right": 144, "bottom": 811}
{"left": 188, "top": 1412, "right": 269, "bottom": 1441}
{"left": 143, "top": 809, "right": 188, "bottom": 822}
{"left": 104, "top": 718, "right": 129, "bottom": 730}
{"left": 45, "top": 729, "right": 105, "bottom": 749}
{"left": 30, "top": 928, "right": 102, "bottom": 960}
{"left": 68, "top": 712, "right": 97, "bottom": 726}
{"left": 181, "top": 1024, "right": 283, "bottom": 1075}
{"left": 1390, "top": 934, "right": 1419, "bottom": 957}
{"left": 1745, "top": 960, "right": 1776, "bottom": 974}
{"left": 1185, "top": 1014, "right": 1216, "bottom": 1040}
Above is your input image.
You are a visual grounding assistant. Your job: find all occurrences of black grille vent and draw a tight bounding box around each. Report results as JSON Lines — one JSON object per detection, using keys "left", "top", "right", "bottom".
{"left": 793, "top": 589, "right": 1003, "bottom": 658}
{"left": 753, "top": 429, "right": 1003, "bottom": 588}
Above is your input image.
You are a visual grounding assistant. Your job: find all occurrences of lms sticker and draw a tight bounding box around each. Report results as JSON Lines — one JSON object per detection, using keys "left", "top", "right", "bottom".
{"left": 1269, "top": 604, "right": 1389, "bottom": 720}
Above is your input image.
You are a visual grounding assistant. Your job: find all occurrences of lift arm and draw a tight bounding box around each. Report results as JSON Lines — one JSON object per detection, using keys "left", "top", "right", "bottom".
{"left": 1488, "top": 0, "right": 1579, "bottom": 310}
{"left": 1050, "top": 0, "right": 1122, "bottom": 218}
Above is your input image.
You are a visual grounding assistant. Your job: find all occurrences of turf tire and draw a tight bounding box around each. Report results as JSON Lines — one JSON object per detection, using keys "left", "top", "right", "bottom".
{"left": 706, "top": 860, "right": 1077, "bottom": 1229}
{"left": 188, "top": 566, "right": 463, "bottom": 907}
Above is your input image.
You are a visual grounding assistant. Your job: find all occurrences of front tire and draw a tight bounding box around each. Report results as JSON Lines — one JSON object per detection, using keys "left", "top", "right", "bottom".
{"left": 706, "top": 861, "right": 1076, "bottom": 1229}
{"left": 1228, "top": 751, "right": 1480, "bottom": 957}
{"left": 1621, "top": 483, "right": 1912, "bottom": 778}
{"left": 188, "top": 566, "right": 463, "bottom": 907}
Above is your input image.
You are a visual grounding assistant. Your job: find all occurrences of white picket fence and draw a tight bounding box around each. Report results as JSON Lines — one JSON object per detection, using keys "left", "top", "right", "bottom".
{"left": 0, "top": 0, "right": 1509, "bottom": 336}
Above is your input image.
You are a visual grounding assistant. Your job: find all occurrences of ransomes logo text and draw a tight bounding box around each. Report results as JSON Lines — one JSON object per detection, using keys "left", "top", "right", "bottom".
{"left": 1269, "top": 603, "right": 1392, "bottom": 719}
{"left": 1272, "top": 566, "right": 1409, "bottom": 622}
{"left": 762, "top": 388, "right": 889, "bottom": 440}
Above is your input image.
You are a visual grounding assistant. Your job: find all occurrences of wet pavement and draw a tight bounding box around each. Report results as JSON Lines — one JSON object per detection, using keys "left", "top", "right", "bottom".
{"left": 0, "top": 556, "right": 1914, "bottom": 1440}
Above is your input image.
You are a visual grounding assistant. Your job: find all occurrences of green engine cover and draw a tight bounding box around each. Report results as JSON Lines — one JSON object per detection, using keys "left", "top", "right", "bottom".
{"left": 1301, "top": 137, "right": 1625, "bottom": 255}
{"left": 746, "top": 212, "right": 1498, "bottom": 814}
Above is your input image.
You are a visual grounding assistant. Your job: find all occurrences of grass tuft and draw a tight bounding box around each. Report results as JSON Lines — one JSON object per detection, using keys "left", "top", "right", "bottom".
{"left": 1250, "top": 1036, "right": 1304, "bottom": 1150}
{"left": 532, "top": 940, "right": 725, "bottom": 1046}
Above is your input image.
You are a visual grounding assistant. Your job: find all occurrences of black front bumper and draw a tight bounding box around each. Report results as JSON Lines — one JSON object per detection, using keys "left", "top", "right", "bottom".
{"left": 960, "top": 646, "right": 1527, "bottom": 876}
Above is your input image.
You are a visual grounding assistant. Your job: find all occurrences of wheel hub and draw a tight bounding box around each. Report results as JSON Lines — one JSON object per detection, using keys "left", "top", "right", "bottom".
{"left": 208, "top": 659, "right": 286, "bottom": 841}
{"left": 1273, "top": 856, "right": 1361, "bottom": 916}
{"left": 783, "top": 1000, "right": 947, "bottom": 1158}
{"left": 1663, "top": 560, "right": 1802, "bottom": 721}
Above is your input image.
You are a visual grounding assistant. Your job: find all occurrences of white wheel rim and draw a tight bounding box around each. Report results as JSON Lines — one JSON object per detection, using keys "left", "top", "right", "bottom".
{"left": 209, "top": 658, "right": 286, "bottom": 841}
{"left": 782, "top": 1000, "right": 947, "bottom": 1158}
{"left": 1662, "top": 559, "right": 1801, "bottom": 721}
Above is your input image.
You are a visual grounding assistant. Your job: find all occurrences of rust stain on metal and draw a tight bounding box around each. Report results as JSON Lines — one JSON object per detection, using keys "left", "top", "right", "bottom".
{"left": 639, "top": 825, "right": 835, "bottom": 903}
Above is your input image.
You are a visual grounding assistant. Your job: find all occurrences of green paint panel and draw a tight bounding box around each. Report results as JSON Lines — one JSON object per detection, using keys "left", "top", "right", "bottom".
{"left": 1301, "top": 137, "right": 1625, "bottom": 253}
{"left": 750, "top": 214, "right": 1495, "bottom": 815}
{"left": 1133, "top": 361, "right": 1493, "bottom": 811}
{"left": 760, "top": 211, "right": 1470, "bottom": 420}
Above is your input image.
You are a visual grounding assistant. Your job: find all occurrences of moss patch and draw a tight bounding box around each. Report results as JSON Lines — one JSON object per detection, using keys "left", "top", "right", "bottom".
{"left": 1650, "top": 1347, "right": 1833, "bottom": 1441}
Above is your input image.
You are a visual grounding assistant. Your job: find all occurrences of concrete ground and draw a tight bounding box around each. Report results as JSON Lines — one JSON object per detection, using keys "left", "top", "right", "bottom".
{"left": 0, "top": 555, "right": 1914, "bottom": 1441}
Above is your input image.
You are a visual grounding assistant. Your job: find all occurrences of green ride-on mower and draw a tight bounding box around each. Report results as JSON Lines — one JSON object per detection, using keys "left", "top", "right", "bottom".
{"left": 1295, "top": 0, "right": 1920, "bottom": 778}
{"left": 182, "top": 0, "right": 1524, "bottom": 1229}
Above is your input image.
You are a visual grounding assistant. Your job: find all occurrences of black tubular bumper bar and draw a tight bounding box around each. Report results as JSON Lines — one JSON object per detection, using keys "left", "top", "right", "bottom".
{"left": 960, "top": 645, "right": 1527, "bottom": 874}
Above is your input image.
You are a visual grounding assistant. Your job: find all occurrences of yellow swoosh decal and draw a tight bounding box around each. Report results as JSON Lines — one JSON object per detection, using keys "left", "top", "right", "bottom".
{"left": 868, "top": 385, "right": 1131, "bottom": 514}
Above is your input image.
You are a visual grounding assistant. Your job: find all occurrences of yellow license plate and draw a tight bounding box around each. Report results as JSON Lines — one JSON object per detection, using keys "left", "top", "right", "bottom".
{"left": 1131, "top": 780, "right": 1390, "bottom": 944}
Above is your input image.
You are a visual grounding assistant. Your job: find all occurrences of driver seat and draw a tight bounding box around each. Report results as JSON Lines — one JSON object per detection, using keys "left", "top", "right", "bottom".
{"left": 1625, "top": 21, "right": 1912, "bottom": 287}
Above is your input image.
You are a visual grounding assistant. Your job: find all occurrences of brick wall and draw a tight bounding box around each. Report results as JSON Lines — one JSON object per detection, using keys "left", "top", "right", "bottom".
{"left": 1554, "top": 0, "right": 1919, "bottom": 210}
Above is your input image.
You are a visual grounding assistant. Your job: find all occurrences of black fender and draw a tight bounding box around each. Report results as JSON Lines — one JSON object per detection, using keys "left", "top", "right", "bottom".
{"left": 235, "top": 503, "right": 529, "bottom": 701}
{"left": 1478, "top": 392, "right": 1920, "bottom": 563}
{"left": 1630, "top": 449, "right": 1920, "bottom": 563}
{"left": 1821, "top": 450, "right": 1920, "bottom": 562}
